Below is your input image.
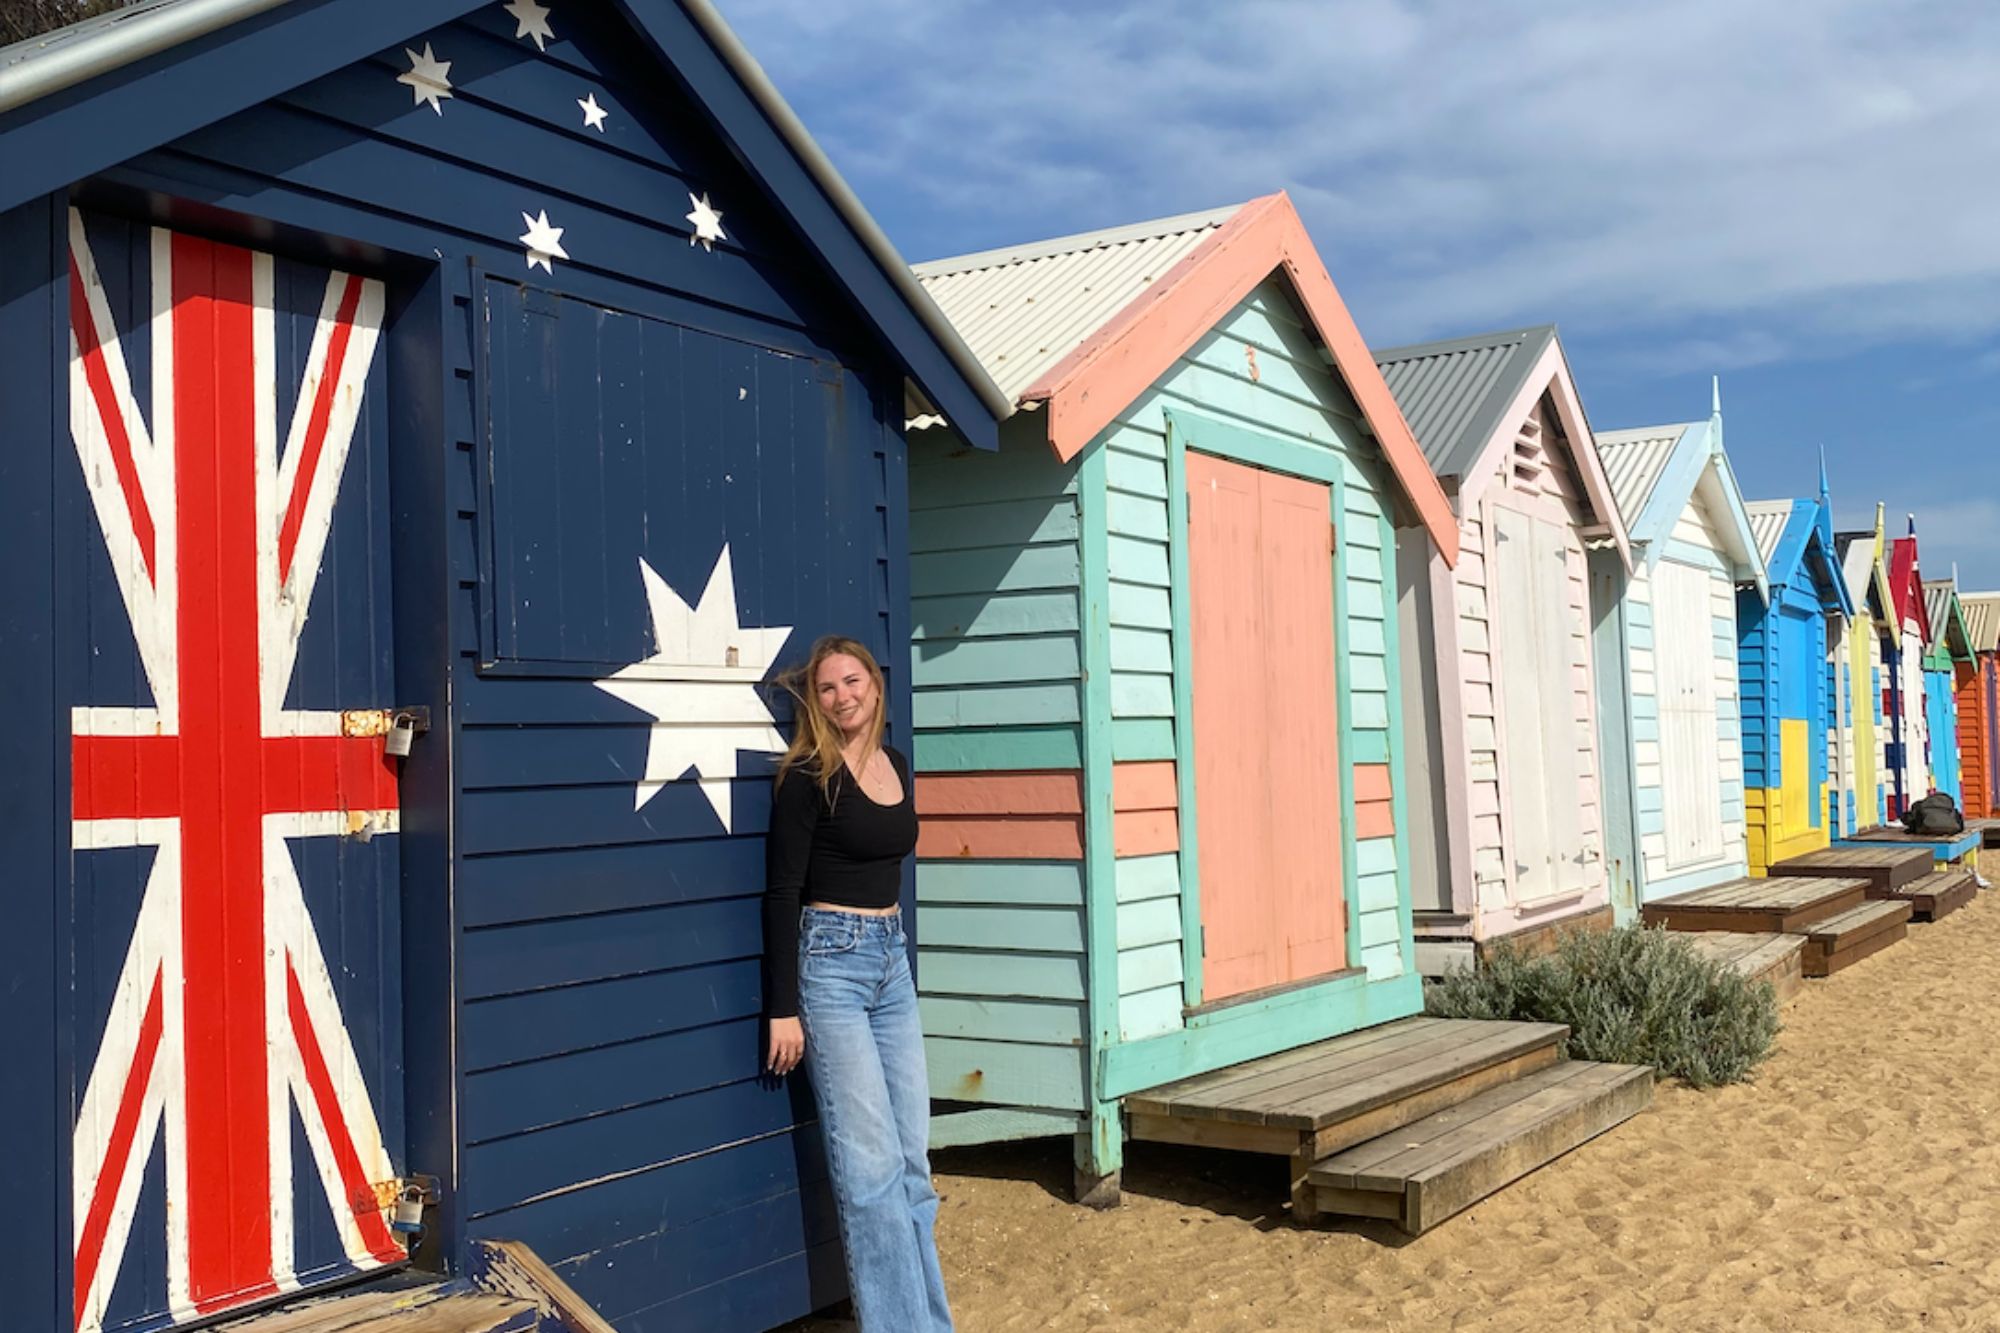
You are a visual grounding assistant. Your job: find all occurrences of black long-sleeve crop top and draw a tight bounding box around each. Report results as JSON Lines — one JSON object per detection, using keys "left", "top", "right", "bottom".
{"left": 762, "top": 746, "right": 918, "bottom": 1017}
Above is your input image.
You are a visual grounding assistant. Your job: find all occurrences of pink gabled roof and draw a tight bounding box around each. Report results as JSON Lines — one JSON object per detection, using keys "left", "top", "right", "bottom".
{"left": 1889, "top": 535, "right": 1932, "bottom": 640}
{"left": 917, "top": 193, "right": 1458, "bottom": 564}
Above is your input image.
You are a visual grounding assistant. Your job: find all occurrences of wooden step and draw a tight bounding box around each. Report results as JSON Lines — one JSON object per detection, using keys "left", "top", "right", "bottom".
{"left": 1797, "top": 899, "right": 1911, "bottom": 977}
{"left": 1681, "top": 931, "right": 1806, "bottom": 1004}
{"left": 1641, "top": 876, "right": 1868, "bottom": 933}
{"left": 1838, "top": 825, "right": 1982, "bottom": 863}
{"left": 1884, "top": 870, "right": 1977, "bottom": 922}
{"left": 217, "top": 1284, "right": 539, "bottom": 1333}
{"left": 1768, "top": 845, "right": 1932, "bottom": 892}
{"left": 1126, "top": 1016, "right": 1569, "bottom": 1216}
{"left": 1306, "top": 1061, "right": 1653, "bottom": 1234}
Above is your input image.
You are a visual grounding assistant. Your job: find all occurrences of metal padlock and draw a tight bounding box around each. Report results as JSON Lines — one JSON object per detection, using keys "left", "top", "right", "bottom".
{"left": 392, "top": 1182, "right": 426, "bottom": 1234}
{"left": 385, "top": 712, "right": 418, "bottom": 758}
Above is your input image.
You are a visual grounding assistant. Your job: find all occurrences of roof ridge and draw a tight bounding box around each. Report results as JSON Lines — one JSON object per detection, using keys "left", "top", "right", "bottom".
{"left": 912, "top": 201, "right": 1250, "bottom": 278}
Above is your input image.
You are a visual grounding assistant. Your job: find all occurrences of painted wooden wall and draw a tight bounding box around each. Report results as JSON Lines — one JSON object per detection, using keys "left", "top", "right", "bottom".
{"left": 1622, "top": 492, "right": 1749, "bottom": 902}
{"left": 68, "top": 9, "right": 918, "bottom": 1328}
{"left": 1955, "top": 661, "right": 1990, "bottom": 816}
{"left": 907, "top": 433, "right": 1091, "bottom": 1119}
{"left": 1446, "top": 401, "right": 1608, "bottom": 939}
{"left": 908, "top": 280, "right": 1417, "bottom": 1150}
{"left": 1737, "top": 540, "right": 1832, "bottom": 874}
{"left": 1830, "top": 612, "right": 1884, "bottom": 834}
{"left": 1886, "top": 622, "right": 1931, "bottom": 816}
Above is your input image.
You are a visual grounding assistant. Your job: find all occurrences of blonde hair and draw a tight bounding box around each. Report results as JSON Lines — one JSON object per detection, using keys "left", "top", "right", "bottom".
{"left": 774, "top": 635, "right": 888, "bottom": 803}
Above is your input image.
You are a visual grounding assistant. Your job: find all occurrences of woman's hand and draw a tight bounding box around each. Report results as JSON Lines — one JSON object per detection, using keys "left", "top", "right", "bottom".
{"left": 767, "top": 1016, "right": 806, "bottom": 1075}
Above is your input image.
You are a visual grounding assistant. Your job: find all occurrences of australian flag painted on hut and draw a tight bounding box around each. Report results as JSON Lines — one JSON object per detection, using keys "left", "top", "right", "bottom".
{"left": 0, "top": 4, "right": 1004, "bottom": 1332}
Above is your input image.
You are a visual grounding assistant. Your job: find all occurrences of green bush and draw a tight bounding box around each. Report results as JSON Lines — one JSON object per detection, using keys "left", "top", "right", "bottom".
{"left": 1424, "top": 926, "right": 1780, "bottom": 1087}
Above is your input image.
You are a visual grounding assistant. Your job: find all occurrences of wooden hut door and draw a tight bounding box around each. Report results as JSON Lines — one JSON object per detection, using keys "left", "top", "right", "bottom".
{"left": 1490, "top": 505, "right": 1587, "bottom": 902}
{"left": 1654, "top": 560, "right": 1726, "bottom": 868}
{"left": 1186, "top": 452, "right": 1344, "bottom": 1002}
{"left": 65, "top": 215, "right": 409, "bottom": 1332}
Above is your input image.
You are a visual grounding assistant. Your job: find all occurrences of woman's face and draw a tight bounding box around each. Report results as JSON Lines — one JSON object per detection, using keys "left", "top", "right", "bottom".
{"left": 815, "top": 652, "right": 877, "bottom": 742}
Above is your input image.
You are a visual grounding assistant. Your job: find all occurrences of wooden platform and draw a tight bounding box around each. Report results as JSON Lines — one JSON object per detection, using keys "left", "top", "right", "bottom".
{"left": 1891, "top": 870, "right": 1978, "bottom": 922}
{"left": 1306, "top": 1061, "right": 1653, "bottom": 1235}
{"left": 219, "top": 1286, "right": 539, "bottom": 1333}
{"left": 1797, "top": 900, "right": 1911, "bottom": 977}
{"left": 1682, "top": 932, "right": 1806, "bottom": 1005}
{"left": 1837, "top": 825, "right": 1982, "bottom": 863}
{"left": 1640, "top": 876, "right": 1868, "bottom": 934}
{"left": 1768, "top": 845, "right": 1932, "bottom": 893}
{"left": 1127, "top": 1017, "right": 1568, "bottom": 1215}
{"left": 1966, "top": 817, "right": 2000, "bottom": 849}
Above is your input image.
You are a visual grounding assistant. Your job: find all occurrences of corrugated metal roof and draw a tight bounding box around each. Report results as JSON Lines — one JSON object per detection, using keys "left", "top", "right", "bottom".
{"left": 1924, "top": 580, "right": 1958, "bottom": 648}
{"left": 1959, "top": 592, "right": 2000, "bottom": 653}
{"left": 1744, "top": 500, "right": 1794, "bottom": 566}
{"left": 1371, "top": 325, "right": 1555, "bottom": 480}
{"left": 913, "top": 204, "right": 1241, "bottom": 404}
{"left": 1594, "top": 423, "right": 1696, "bottom": 530}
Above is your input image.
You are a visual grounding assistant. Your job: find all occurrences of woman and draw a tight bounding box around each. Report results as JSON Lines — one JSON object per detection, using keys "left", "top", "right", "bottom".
{"left": 765, "top": 635, "right": 953, "bottom": 1332}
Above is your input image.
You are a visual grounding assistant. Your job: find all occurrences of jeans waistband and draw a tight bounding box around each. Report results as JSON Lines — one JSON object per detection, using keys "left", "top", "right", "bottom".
{"left": 802, "top": 906, "right": 905, "bottom": 936}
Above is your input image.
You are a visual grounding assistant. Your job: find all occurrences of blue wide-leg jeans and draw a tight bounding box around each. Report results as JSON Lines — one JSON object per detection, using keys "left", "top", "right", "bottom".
{"left": 797, "top": 907, "right": 953, "bottom": 1332}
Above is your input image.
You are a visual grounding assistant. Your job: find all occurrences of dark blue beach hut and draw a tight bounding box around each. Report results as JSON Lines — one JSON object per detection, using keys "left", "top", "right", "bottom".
{"left": 0, "top": 3, "right": 1003, "bottom": 1331}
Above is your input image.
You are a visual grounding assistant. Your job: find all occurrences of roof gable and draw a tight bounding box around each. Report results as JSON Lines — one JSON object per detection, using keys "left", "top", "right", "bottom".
{"left": 1889, "top": 535, "right": 1930, "bottom": 638}
{"left": 1958, "top": 592, "right": 2000, "bottom": 654}
{"left": 915, "top": 192, "right": 1459, "bottom": 563}
{"left": 0, "top": 0, "right": 1008, "bottom": 445}
{"left": 1594, "top": 385, "right": 1767, "bottom": 600}
{"left": 1748, "top": 496, "right": 1853, "bottom": 617}
{"left": 1373, "top": 323, "right": 1630, "bottom": 569}
{"left": 1922, "top": 579, "right": 1973, "bottom": 661}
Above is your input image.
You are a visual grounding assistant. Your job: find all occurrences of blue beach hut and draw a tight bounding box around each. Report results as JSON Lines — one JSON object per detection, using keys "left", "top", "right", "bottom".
{"left": 0, "top": 3, "right": 1004, "bottom": 1330}
{"left": 1736, "top": 469, "right": 1854, "bottom": 874}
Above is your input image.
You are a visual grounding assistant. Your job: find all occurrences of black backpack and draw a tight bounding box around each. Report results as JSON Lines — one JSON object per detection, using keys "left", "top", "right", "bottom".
{"left": 1902, "top": 792, "right": 1965, "bottom": 836}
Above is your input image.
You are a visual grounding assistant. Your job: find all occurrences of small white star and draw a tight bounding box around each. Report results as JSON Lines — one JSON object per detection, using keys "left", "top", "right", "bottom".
{"left": 519, "top": 209, "right": 569, "bottom": 273}
{"left": 578, "top": 92, "right": 608, "bottom": 132}
{"left": 686, "top": 192, "right": 726, "bottom": 252}
{"left": 502, "top": 0, "right": 555, "bottom": 51}
{"left": 397, "top": 44, "right": 453, "bottom": 115}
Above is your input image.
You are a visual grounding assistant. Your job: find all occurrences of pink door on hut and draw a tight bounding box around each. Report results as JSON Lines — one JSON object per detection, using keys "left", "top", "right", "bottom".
{"left": 1186, "top": 451, "right": 1345, "bottom": 1001}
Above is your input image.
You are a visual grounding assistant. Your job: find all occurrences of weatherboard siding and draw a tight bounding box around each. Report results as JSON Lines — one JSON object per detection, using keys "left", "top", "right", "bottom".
{"left": 1739, "top": 542, "right": 1833, "bottom": 874}
{"left": 907, "top": 428, "right": 1089, "bottom": 1111}
{"left": 1452, "top": 399, "right": 1607, "bottom": 936}
{"left": 1629, "top": 491, "right": 1748, "bottom": 900}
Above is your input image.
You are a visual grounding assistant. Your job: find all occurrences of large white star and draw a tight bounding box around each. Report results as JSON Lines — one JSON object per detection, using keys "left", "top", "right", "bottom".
{"left": 518, "top": 209, "right": 568, "bottom": 273}
{"left": 503, "top": 0, "right": 556, "bottom": 50}
{"left": 397, "top": 43, "right": 453, "bottom": 115}
{"left": 578, "top": 92, "right": 609, "bottom": 132}
{"left": 686, "top": 192, "right": 727, "bottom": 252}
{"left": 594, "top": 546, "right": 793, "bottom": 832}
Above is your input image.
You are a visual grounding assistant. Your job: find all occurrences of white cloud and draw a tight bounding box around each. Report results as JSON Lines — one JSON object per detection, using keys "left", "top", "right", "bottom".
{"left": 721, "top": 0, "right": 2000, "bottom": 364}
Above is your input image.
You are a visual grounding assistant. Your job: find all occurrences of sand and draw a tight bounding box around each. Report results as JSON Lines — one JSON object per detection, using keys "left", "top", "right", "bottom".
{"left": 797, "top": 889, "right": 2000, "bottom": 1331}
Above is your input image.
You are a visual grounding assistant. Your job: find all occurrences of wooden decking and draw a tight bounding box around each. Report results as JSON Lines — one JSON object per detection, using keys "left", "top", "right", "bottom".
{"left": 1896, "top": 869, "right": 1978, "bottom": 922}
{"left": 1640, "top": 877, "right": 1869, "bottom": 933}
{"left": 1127, "top": 1016, "right": 1650, "bottom": 1232}
{"left": 1683, "top": 932, "right": 1806, "bottom": 1004}
{"left": 1768, "top": 845, "right": 1932, "bottom": 892}
{"left": 1837, "top": 824, "right": 1983, "bottom": 862}
{"left": 218, "top": 1286, "right": 539, "bottom": 1333}
{"left": 1796, "top": 900, "right": 1912, "bottom": 977}
{"left": 1967, "top": 816, "right": 2000, "bottom": 849}
{"left": 1306, "top": 1061, "right": 1653, "bottom": 1235}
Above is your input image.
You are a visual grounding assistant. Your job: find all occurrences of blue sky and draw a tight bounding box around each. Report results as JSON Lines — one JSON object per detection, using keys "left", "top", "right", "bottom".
{"left": 723, "top": 0, "right": 2000, "bottom": 585}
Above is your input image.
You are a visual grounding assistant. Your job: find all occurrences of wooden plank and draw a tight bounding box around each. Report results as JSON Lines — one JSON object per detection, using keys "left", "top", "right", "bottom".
{"left": 929, "top": 1107, "right": 1083, "bottom": 1150}
{"left": 1913, "top": 873, "right": 1978, "bottom": 922}
{"left": 1125, "top": 1016, "right": 1441, "bottom": 1114}
{"left": 1803, "top": 919, "right": 1908, "bottom": 977}
{"left": 1642, "top": 876, "right": 1867, "bottom": 932}
{"left": 1306, "top": 1062, "right": 1652, "bottom": 1234}
{"left": 1126, "top": 1110, "right": 1299, "bottom": 1158}
{"left": 1139, "top": 1018, "right": 1474, "bottom": 1121}
{"left": 1798, "top": 899, "right": 1912, "bottom": 950}
{"left": 1296, "top": 1044, "right": 1568, "bottom": 1165}
{"left": 472, "top": 1238, "right": 621, "bottom": 1333}
{"left": 1768, "top": 844, "right": 1930, "bottom": 890}
{"left": 1240, "top": 1022, "right": 1570, "bottom": 1129}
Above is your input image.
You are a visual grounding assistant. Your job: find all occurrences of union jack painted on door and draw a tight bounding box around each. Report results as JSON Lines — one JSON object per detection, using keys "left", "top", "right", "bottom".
{"left": 65, "top": 210, "right": 407, "bottom": 1332}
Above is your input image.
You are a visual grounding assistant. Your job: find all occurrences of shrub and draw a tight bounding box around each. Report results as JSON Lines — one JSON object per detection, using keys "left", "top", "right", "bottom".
{"left": 1424, "top": 926, "right": 1780, "bottom": 1087}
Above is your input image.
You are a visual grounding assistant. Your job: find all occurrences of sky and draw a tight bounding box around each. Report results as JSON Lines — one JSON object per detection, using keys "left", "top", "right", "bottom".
{"left": 722, "top": 0, "right": 2000, "bottom": 586}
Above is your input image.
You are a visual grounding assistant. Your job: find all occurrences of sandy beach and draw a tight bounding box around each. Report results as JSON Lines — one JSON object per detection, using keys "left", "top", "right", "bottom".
{"left": 801, "top": 890, "right": 2000, "bottom": 1331}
